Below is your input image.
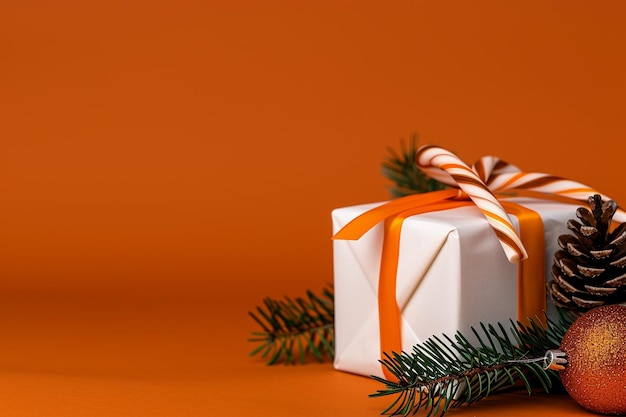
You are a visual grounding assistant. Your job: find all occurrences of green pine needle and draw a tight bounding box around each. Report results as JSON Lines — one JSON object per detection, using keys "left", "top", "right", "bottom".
{"left": 248, "top": 286, "right": 334, "bottom": 365}
{"left": 370, "top": 309, "right": 577, "bottom": 416}
{"left": 382, "top": 135, "right": 447, "bottom": 198}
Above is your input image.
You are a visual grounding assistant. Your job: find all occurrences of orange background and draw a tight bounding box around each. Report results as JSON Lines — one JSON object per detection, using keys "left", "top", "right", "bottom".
{"left": 1, "top": 1, "right": 625, "bottom": 415}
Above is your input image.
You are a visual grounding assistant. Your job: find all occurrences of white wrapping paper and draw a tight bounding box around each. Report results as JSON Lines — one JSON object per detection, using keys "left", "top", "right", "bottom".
{"left": 332, "top": 197, "right": 579, "bottom": 378}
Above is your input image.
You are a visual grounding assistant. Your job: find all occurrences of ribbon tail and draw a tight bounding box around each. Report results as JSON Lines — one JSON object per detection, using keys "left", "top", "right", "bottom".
{"left": 498, "top": 188, "right": 626, "bottom": 224}
{"left": 332, "top": 189, "right": 458, "bottom": 241}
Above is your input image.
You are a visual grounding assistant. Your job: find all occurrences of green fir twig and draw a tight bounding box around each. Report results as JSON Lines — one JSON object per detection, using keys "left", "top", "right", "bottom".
{"left": 370, "top": 310, "right": 577, "bottom": 416}
{"left": 382, "top": 135, "right": 447, "bottom": 198}
{"left": 248, "top": 286, "right": 334, "bottom": 365}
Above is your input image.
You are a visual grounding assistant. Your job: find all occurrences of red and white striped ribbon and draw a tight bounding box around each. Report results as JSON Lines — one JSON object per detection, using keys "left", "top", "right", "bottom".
{"left": 416, "top": 145, "right": 626, "bottom": 263}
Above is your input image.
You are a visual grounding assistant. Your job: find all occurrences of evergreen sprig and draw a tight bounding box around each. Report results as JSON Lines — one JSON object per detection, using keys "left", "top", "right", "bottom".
{"left": 370, "top": 310, "right": 577, "bottom": 416}
{"left": 382, "top": 135, "right": 447, "bottom": 198}
{"left": 248, "top": 286, "right": 334, "bottom": 365}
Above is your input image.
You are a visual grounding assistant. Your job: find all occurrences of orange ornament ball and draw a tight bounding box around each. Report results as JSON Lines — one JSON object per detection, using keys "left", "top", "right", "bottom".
{"left": 559, "top": 304, "right": 626, "bottom": 415}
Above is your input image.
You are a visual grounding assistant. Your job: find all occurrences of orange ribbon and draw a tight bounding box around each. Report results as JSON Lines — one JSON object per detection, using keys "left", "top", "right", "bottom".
{"left": 501, "top": 202, "right": 545, "bottom": 328}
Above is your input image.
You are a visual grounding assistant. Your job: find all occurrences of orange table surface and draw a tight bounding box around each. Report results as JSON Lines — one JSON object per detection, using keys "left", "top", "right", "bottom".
{"left": 0, "top": 288, "right": 595, "bottom": 417}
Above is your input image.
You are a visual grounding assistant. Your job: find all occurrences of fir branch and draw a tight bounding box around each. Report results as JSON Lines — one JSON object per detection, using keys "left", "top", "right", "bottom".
{"left": 248, "top": 286, "right": 334, "bottom": 365}
{"left": 370, "top": 310, "right": 576, "bottom": 416}
{"left": 382, "top": 135, "right": 447, "bottom": 198}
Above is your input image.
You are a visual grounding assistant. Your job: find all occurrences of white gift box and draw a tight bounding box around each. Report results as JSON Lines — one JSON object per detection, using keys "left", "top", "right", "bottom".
{"left": 332, "top": 197, "right": 579, "bottom": 378}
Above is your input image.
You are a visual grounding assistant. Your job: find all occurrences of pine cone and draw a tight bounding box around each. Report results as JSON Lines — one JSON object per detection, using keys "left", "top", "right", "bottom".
{"left": 548, "top": 194, "right": 626, "bottom": 312}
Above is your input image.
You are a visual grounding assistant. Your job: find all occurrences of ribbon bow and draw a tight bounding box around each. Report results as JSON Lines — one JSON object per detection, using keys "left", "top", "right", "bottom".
{"left": 335, "top": 145, "right": 626, "bottom": 260}
{"left": 333, "top": 145, "right": 625, "bottom": 380}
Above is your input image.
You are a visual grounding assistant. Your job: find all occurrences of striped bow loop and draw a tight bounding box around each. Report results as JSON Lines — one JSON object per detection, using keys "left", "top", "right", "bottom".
{"left": 416, "top": 146, "right": 528, "bottom": 262}
{"left": 416, "top": 145, "right": 626, "bottom": 262}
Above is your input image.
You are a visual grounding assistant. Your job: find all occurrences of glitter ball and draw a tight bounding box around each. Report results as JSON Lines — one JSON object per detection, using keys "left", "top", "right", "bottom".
{"left": 559, "top": 304, "right": 626, "bottom": 415}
